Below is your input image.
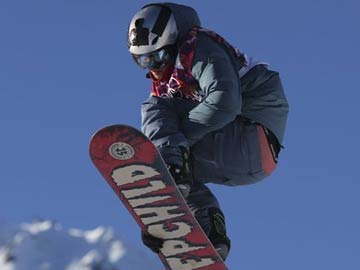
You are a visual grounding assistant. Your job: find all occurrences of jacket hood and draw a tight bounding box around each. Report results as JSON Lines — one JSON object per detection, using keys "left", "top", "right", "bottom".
{"left": 143, "top": 2, "right": 201, "bottom": 43}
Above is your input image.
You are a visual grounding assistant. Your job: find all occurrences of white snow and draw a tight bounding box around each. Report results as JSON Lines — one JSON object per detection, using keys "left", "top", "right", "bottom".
{"left": 21, "top": 220, "right": 54, "bottom": 235}
{"left": 0, "top": 219, "right": 160, "bottom": 270}
{"left": 108, "top": 241, "right": 125, "bottom": 262}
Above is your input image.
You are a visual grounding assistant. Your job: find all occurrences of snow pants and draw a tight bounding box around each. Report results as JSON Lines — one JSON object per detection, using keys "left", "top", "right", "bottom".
{"left": 141, "top": 96, "right": 278, "bottom": 235}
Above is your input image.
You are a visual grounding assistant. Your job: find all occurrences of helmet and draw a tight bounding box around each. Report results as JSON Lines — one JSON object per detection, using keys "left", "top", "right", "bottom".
{"left": 128, "top": 5, "right": 179, "bottom": 55}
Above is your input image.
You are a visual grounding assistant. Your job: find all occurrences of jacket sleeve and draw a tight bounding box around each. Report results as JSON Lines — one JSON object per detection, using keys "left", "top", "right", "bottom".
{"left": 181, "top": 34, "right": 242, "bottom": 145}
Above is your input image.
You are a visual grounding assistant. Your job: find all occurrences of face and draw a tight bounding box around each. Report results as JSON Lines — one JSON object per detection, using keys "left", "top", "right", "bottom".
{"left": 149, "top": 66, "right": 169, "bottom": 80}
{"left": 132, "top": 46, "right": 176, "bottom": 80}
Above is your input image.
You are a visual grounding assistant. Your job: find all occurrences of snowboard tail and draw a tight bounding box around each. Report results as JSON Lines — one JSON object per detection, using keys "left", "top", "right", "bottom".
{"left": 89, "top": 125, "right": 228, "bottom": 270}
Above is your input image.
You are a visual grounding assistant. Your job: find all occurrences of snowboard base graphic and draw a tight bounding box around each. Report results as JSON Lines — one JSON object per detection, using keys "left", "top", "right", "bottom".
{"left": 89, "top": 125, "right": 227, "bottom": 270}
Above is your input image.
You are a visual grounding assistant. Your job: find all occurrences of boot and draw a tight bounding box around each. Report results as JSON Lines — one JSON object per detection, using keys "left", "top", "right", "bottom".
{"left": 208, "top": 207, "right": 231, "bottom": 261}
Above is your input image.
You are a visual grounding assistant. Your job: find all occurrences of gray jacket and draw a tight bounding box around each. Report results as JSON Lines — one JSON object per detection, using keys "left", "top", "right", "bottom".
{"left": 143, "top": 3, "right": 289, "bottom": 146}
{"left": 183, "top": 32, "right": 289, "bottom": 144}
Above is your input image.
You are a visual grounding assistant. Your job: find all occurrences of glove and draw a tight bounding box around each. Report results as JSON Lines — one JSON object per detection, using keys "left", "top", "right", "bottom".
{"left": 141, "top": 231, "right": 164, "bottom": 254}
{"left": 167, "top": 146, "right": 193, "bottom": 198}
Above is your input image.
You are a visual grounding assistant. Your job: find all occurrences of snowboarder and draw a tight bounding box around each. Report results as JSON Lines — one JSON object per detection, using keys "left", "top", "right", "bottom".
{"left": 127, "top": 2, "right": 289, "bottom": 261}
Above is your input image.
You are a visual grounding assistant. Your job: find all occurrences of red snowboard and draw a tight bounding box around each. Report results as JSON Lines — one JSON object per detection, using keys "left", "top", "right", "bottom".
{"left": 89, "top": 125, "right": 228, "bottom": 270}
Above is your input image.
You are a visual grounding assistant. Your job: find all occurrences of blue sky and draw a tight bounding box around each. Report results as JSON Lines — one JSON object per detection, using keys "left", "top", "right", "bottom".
{"left": 1, "top": 0, "right": 359, "bottom": 269}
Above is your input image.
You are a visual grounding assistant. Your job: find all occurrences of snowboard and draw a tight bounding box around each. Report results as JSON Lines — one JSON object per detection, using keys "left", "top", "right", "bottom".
{"left": 89, "top": 125, "right": 228, "bottom": 270}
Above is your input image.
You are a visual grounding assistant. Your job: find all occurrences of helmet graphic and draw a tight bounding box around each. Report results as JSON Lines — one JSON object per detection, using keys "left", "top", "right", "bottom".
{"left": 128, "top": 5, "right": 179, "bottom": 55}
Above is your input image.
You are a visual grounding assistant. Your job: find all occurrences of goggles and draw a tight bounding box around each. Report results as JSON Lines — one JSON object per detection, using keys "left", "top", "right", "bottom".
{"left": 132, "top": 47, "right": 172, "bottom": 70}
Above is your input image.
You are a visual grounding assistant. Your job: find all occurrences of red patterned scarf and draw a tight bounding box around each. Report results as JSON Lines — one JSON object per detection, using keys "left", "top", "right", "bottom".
{"left": 149, "top": 27, "right": 244, "bottom": 102}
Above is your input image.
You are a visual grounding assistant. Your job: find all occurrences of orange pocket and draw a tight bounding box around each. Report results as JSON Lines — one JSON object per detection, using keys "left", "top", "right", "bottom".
{"left": 257, "top": 125, "right": 277, "bottom": 175}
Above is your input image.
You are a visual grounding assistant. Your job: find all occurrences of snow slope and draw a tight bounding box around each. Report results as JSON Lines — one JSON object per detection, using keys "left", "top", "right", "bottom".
{"left": 0, "top": 220, "right": 159, "bottom": 270}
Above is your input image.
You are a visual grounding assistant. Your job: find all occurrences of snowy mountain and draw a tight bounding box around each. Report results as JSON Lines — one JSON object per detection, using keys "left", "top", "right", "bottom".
{"left": 0, "top": 220, "right": 159, "bottom": 270}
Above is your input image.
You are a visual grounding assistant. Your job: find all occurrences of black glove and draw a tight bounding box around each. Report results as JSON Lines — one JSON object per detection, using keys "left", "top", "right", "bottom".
{"left": 141, "top": 231, "right": 164, "bottom": 253}
{"left": 168, "top": 162, "right": 192, "bottom": 186}
{"left": 167, "top": 147, "right": 193, "bottom": 198}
